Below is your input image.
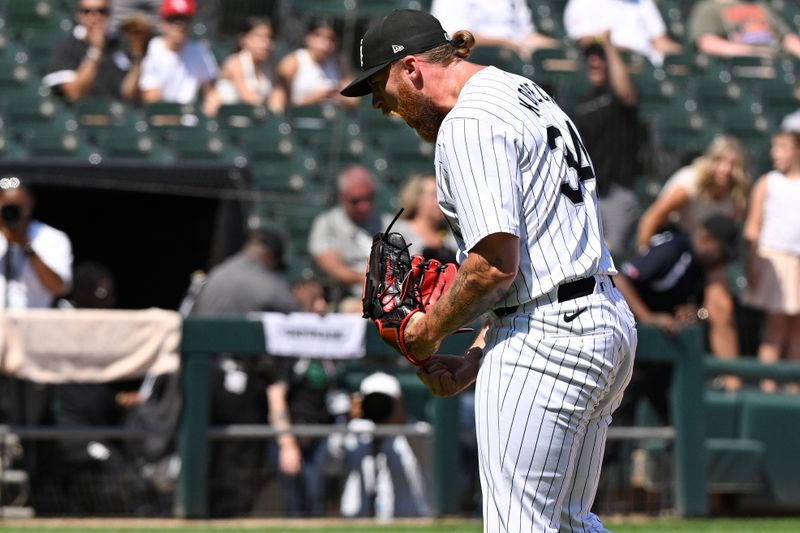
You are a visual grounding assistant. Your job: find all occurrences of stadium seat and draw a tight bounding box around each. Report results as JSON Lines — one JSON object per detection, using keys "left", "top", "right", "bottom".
{"left": 3, "top": 0, "right": 70, "bottom": 37}
{"left": 73, "top": 98, "right": 137, "bottom": 128}
{"left": 144, "top": 102, "right": 206, "bottom": 131}
{"left": 236, "top": 125, "right": 318, "bottom": 192}
{"left": 215, "top": 103, "right": 273, "bottom": 129}
{"left": 20, "top": 27, "right": 69, "bottom": 75}
{"left": 469, "top": 45, "right": 533, "bottom": 77}
{"left": 289, "top": 0, "right": 356, "bottom": 17}
{"left": 166, "top": 128, "right": 238, "bottom": 163}
{"left": 89, "top": 125, "right": 170, "bottom": 162}
{"left": 0, "top": 92, "right": 67, "bottom": 129}
{"left": 0, "top": 129, "right": 27, "bottom": 159}
{"left": 22, "top": 123, "right": 94, "bottom": 160}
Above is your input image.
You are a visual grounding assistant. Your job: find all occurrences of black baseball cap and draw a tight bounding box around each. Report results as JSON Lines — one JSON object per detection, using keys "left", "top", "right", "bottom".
{"left": 701, "top": 215, "right": 740, "bottom": 261}
{"left": 340, "top": 9, "right": 450, "bottom": 97}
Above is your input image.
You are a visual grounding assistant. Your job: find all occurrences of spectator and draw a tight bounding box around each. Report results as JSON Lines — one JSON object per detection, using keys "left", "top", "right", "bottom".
{"left": 60, "top": 260, "right": 116, "bottom": 309}
{"left": 615, "top": 214, "right": 742, "bottom": 403}
{"left": 109, "top": 0, "right": 159, "bottom": 34}
{"left": 572, "top": 36, "right": 641, "bottom": 257}
{"left": 308, "top": 165, "right": 390, "bottom": 311}
{"left": 0, "top": 176, "right": 74, "bottom": 511}
{"left": 688, "top": 0, "right": 800, "bottom": 59}
{"left": 564, "top": 0, "right": 681, "bottom": 66}
{"left": 637, "top": 135, "right": 749, "bottom": 371}
{"left": 276, "top": 17, "right": 356, "bottom": 110}
{"left": 336, "top": 372, "right": 429, "bottom": 519}
{"left": 214, "top": 16, "right": 288, "bottom": 115}
{"left": 430, "top": 0, "right": 559, "bottom": 60}
{"left": 190, "top": 227, "right": 300, "bottom": 517}
{"left": 0, "top": 177, "right": 72, "bottom": 309}
{"left": 637, "top": 135, "right": 750, "bottom": 249}
{"left": 43, "top": 0, "right": 149, "bottom": 103}
{"left": 743, "top": 131, "right": 800, "bottom": 392}
{"left": 393, "top": 174, "right": 457, "bottom": 264}
{"left": 139, "top": 0, "right": 219, "bottom": 116}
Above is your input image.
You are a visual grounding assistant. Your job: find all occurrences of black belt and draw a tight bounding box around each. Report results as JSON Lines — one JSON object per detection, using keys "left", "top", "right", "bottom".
{"left": 493, "top": 276, "right": 615, "bottom": 318}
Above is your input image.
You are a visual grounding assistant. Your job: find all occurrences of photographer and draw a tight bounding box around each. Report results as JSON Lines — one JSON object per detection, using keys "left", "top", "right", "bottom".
{"left": 335, "top": 372, "right": 430, "bottom": 519}
{"left": 0, "top": 177, "right": 73, "bottom": 310}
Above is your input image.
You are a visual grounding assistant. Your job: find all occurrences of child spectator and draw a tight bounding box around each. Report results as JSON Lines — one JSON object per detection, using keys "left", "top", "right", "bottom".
{"left": 214, "top": 17, "right": 287, "bottom": 115}
{"left": 743, "top": 131, "right": 800, "bottom": 392}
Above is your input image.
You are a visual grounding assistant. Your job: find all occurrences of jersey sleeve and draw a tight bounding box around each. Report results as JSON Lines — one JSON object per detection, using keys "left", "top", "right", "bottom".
{"left": 437, "top": 118, "right": 522, "bottom": 252}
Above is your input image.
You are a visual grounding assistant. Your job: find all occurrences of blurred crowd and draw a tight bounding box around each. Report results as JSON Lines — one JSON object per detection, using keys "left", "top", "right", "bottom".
{"left": 1, "top": 0, "right": 800, "bottom": 519}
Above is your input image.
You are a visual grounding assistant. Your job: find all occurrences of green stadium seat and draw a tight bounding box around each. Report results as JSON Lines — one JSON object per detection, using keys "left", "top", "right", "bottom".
{"left": 167, "top": 127, "right": 238, "bottom": 162}
{"left": 356, "top": 0, "right": 427, "bottom": 17}
{"left": 73, "top": 98, "right": 137, "bottom": 128}
{"left": 289, "top": 0, "right": 356, "bottom": 17}
{"left": 469, "top": 45, "right": 533, "bottom": 77}
{"left": 0, "top": 92, "right": 67, "bottom": 128}
{"left": 236, "top": 125, "right": 318, "bottom": 192}
{"left": 0, "top": 130, "right": 27, "bottom": 159}
{"left": 3, "top": 0, "right": 70, "bottom": 37}
{"left": 20, "top": 27, "right": 68, "bottom": 75}
{"left": 215, "top": 103, "right": 273, "bottom": 129}
{"left": 89, "top": 125, "right": 170, "bottom": 162}
{"left": 144, "top": 102, "right": 206, "bottom": 131}
{"left": 22, "top": 123, "right": 94, "bottom": 159}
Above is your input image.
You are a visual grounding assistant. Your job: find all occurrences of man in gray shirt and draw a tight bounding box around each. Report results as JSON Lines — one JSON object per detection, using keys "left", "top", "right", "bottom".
{"left": 190, "top": 227, "right": 300, "bottom": 517}
{"left": 308, "top": 165, "right": 389, "bottom": 311}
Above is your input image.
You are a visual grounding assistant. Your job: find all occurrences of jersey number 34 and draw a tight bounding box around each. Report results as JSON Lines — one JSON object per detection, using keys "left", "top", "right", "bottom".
{"left": 546, "top": 121, "right": 594, "bottom": 206}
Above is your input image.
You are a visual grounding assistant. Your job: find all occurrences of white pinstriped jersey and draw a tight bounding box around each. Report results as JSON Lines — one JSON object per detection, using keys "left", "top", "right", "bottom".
{"left": 434, "top": 66, "right": 616, "bottom": 307}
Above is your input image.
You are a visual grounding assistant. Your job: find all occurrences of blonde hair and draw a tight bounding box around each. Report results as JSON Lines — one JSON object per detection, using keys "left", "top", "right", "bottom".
{"left": 398, "top": 174, "right": 435, "bottom": 220}
{"left": 691, "top": 135, "right": 750, "bottom": 213}
{"left": 420, "top": 30, "right": 476, "bottom": 63}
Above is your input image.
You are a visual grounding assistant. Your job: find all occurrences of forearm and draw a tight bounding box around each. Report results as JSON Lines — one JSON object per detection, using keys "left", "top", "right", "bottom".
{"left": 783, "top": 34, "right": 800, "bottom": 58}
{"left": 121, "top": 62, "right": 142, "bottom": 102}
{"left": 413, "top": 253, "right": 512, "bottom": 345}
{"left": 266, "top": 383, "right": 296, "bottom": 446}
{"left": 28, "top": 254, "right": 66, "bottom": 296}
{"left": 696, "top": 34, "right": 768, "bottom": 57}
{"left": 604, "top": 41, "right": 636, "bottom": 106}
{"left": 613, "top": 275, "right": 654, "bottom": 322}
{"left": 61, "top": 53, "right": 101, "bottom": 102}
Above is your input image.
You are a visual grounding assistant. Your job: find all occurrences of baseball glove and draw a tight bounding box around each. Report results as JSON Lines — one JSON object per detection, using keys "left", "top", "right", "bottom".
{"left": 362, "top": 210, "right": 457, "bottom": 365}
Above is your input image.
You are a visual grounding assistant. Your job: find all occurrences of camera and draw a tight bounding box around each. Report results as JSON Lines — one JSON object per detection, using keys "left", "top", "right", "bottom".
{"left": 0, "top": 204, "right": 21, "bottom": 228}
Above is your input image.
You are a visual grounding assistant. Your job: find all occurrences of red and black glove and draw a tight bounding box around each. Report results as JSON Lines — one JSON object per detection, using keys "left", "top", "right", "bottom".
{"left": 362, "top": 214, "right": 457, "bottom": 365}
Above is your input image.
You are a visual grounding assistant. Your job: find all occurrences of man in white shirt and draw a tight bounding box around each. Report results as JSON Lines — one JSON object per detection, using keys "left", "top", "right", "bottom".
{"left": 564, "top": 0, "right": 681, "bottom": 65}
{"left": 0, "top": 177, "right": 73, "bottom": 310}
{"left": 138, "top": 0, "right": 219, "bottom": 115}
{"left": 431, "top": 0, "right": 559, "bottom": 59}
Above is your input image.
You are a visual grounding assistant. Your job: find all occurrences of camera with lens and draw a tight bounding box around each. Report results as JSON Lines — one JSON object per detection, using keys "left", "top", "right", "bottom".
{"left": 0, "top": 204, "right": 22, "bottom": 229}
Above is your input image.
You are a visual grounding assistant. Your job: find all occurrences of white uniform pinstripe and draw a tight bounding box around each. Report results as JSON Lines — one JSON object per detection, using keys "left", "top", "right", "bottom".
{"left": 435, "top": 66, "right": 637, "bottom": 532}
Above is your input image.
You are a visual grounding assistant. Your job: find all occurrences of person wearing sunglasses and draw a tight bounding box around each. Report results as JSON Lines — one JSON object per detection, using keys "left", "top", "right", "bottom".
{"left": 138, "top": 0, "right": 220, "bottom": 116}
{"left": 44, "top": 0, "right": 147, "bottom": 103}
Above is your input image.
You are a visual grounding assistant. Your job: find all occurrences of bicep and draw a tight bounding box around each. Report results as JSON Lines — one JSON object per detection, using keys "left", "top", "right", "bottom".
{"left": 468, "top": 232, "right": 519, "bottom": 278}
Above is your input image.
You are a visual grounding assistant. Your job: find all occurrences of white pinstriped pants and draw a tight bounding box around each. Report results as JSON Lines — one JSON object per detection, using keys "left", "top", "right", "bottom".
{"left": 477, "top": 283, "right": 636, "bottom": 533}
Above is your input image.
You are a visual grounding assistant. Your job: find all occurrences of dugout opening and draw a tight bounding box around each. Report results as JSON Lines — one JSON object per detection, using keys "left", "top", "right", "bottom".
{"left": 0, "top": 161, "right": 250, "bottom": 310}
